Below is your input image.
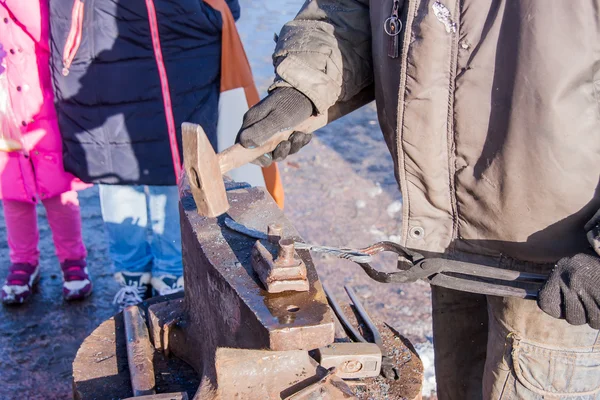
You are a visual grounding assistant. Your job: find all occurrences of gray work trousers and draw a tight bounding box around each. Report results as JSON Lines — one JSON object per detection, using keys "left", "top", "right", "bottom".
{"left": 432, "top": 266, "right": 600, "bottom": 399}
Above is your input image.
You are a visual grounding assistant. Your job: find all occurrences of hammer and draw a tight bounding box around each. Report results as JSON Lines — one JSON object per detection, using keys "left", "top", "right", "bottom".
{"left": 182, "top": 86, "right": 374, "bottom": 218}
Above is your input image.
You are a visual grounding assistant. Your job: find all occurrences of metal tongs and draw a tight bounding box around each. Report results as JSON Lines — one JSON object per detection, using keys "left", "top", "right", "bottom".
{"left": 223, "top": 218, "right": 548, "bottom": 299}
{"left": 355, "top": 241, "right": 548, "bottom": 299}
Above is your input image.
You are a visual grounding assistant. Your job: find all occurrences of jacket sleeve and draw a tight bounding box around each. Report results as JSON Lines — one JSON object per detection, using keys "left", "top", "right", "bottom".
{"left": 226, "top": 0, "right": 241, "bottom": 21}
{"left": 269, "top": 0, "right": 372, "bottom": 114}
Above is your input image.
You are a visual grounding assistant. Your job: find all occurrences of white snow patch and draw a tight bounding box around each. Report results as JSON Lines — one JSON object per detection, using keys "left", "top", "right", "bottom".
{"left": 415, "top": 340, "right": 437, "bottom": 397}
{"left": 368, "top": 226, "right": 388, "bottom": 242}
{"left": 366, "top": 183, "right": 383, "bottom": 198}
{"left": 388, "top": 234, "right": 402, "bottom": 243}
{"left": 386, "top": 200, "right": 403, "bottom": 217}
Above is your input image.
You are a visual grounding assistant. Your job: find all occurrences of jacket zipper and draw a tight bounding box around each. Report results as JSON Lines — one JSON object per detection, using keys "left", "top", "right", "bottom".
{"left": 385, "top": 0, "right": 402, "bottom": 58}
{"left": 62, "top": 0, "right": 85, "bottom": 76}
{"left": 395, "top": 0, "right": 416, "bottom": 245}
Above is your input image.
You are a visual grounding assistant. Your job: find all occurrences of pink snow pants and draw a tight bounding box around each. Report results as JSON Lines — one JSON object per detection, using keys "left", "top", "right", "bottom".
{"left": 2, "top": 191, "right": 86, "bottom": 265}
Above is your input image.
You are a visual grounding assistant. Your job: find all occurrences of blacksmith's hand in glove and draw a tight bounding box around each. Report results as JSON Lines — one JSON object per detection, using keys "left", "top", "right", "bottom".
{"left": 236, "top": 87, "right": 314, "bottom": 167}
{"left": 538, "top": 210, "right": 600, "bottom": 330}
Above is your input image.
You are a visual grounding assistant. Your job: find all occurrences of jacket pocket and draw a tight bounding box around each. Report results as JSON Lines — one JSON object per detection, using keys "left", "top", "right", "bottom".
{"left": 511, "top": 335, "right": 600, "bottom": 397}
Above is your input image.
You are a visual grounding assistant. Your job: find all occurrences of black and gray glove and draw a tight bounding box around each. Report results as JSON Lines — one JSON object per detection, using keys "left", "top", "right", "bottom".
{"left": 538, "top": 210, "right": 600, "bottom": 330}
{"left": 538, "top": 253, "right": 600, "bottom": 329}
{"left": 236, "top": 87, "right": 314, "bottom": 166}
{"left": 586, "top": 209, "right": 600, "bottom": 256}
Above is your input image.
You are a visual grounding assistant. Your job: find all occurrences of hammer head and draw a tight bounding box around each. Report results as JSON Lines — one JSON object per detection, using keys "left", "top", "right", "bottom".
{"left": 182, "top": 122, "right": 229, "bottom": 217}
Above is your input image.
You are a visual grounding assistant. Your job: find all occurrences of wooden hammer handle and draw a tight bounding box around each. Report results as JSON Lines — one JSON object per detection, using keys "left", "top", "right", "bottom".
{"left": 217, "top": 115, "right": 327, "bottom": 174}
{"left": 218, "top": 85, "right": 375, "bottom": 175}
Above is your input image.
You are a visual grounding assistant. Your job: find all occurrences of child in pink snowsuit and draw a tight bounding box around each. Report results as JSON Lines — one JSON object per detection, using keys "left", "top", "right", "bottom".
{"left": 0, "top": 1, "right": 92, "bottom": 304}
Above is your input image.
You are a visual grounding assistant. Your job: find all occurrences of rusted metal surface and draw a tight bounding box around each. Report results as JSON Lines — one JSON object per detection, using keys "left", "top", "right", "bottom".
{"left": 214, "top": 348, "right": 355, "bottom": 399}
{"left": 72, "top": 297, "right": 423, "bottom": 400}
{"left": 180, "top": 180, "right": 333, "bottom": 348}
{"left": 123, "top": 306, "right": 156, "bottom": 396}
{"left": 251, "top": 239, "right": 310, "bottom": 293}
{"left": 165, "top": 180, "right": 334, "bottom": 397}
{"left": 337, "top": 304, "right": 424, "bottom": 400}
{"left": 283, "top": 368, "right": 357, "bottom": 399}
{"left": 267, "top": 223, "right": 283, "bottom": 243}
{"left": 315, "top": 343, "right": 382, "bottom": 379}
{"left": 72, "top": 313, "right": 200, "bottom": 400}
{"left": 144, "top": 294, "right": 184, "bottom": 356}
{"left": 326, "top": 283, "right": 399, "bottom": 380}
{"left": 72, "top": 315, "right": 133, "bottom": 400}
{"left": 123, "top": 393, "right": 188, "bottom": 400}
{"left": 72, "top": 177, "right": 423, "bottom": 399}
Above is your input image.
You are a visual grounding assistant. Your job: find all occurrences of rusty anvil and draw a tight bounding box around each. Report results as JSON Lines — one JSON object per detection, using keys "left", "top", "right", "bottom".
{"left": 182, "top": 86, "right": 374, "bottom": 218}
{"left": 158, "top": 181, "right": 351, "bottom": 398}
{"left": 71, "top": 88, "right": 426, "bottom": 399}
{"left": 72, "top": 146, "right": 423, "bottom": 400}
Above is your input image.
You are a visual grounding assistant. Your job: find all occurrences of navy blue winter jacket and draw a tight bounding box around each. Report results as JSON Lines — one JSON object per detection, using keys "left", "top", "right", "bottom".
{"left": 49, "top": 0, "right": 240, "bottom": 185}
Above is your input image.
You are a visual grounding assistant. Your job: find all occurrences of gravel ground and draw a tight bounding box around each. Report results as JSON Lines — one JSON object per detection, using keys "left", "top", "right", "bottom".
{"left": 0, "top": 1, "right": 434, "bottom": 398}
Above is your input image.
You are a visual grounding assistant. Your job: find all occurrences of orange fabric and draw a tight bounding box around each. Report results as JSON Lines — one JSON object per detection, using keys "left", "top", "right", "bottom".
{"left": 204, "top": 0, "right": 284, "bottom": 209}
{"left": 262, "top": 162, "right": 284, "bottom": 209}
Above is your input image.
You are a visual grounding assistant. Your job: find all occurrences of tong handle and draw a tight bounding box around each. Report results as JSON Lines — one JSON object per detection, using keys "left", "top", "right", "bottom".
{"left": 429, "top": 274, "right": 541, "bottom": 299}
{"left": 353, "top": 242, "right": 549, "bottom": 299}
{"left": 420, "top": 258, "right": 548, "bottom": 282}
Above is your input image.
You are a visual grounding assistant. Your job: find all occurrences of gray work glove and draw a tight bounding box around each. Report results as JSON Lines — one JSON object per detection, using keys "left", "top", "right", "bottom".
{"left": 586, "top": 209, "right": 600, "bottom": 256}
{"left": 236, "top": 87, "right": 314, "bottom": 167}
{"left": 538, "top": 210, "right": 600, "bottom": 330}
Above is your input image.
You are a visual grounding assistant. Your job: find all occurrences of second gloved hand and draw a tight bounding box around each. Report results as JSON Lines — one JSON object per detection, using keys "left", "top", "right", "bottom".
{"left": 236, "top": 87, "right": 314, "bottom": 167}
{"left": 538, "top": 210, "right": 600, "bottom": 330}
{"left": 538, "top": 253, "right": 600, "bottom": 329}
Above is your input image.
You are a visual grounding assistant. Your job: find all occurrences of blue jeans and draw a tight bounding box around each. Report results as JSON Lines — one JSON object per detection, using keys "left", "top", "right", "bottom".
{"left": 99, "top": 185, "right": 182, "bottom": 277}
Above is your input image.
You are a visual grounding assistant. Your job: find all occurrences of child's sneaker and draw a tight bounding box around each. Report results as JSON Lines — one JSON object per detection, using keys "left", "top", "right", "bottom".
{"left": 1, "top": 262, "right": 40, "bottom": 305}
{"left": 61, "top": 258, "right": 93, "bottom": 301}
{"left": 151, "top": 274, "right": 184, "bottom": 297}
{"left": 113, "top": 271, "right": 152, "bottom": 311}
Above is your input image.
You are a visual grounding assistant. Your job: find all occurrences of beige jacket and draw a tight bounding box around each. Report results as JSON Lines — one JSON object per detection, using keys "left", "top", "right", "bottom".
{"left": 271, "top": 0, "right": 600, "bottom": 266}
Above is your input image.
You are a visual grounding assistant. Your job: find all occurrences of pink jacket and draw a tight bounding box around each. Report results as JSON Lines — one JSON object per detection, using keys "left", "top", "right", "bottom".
{"left": 0, "top": 1, "right": 88, "bottom": 204}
